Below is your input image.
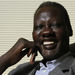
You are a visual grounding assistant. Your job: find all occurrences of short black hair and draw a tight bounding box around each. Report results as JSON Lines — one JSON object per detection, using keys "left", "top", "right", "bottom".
{"left": 34, "top": 1, "right": 73, "bottom": 36}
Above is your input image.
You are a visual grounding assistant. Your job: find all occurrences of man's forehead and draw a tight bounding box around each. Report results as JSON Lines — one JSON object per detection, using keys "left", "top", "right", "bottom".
{"left": 35, "top": 6, "right": 63, "bottom": 19}
{"left": 34, "top": 6, "right": 63, "bottom": 23}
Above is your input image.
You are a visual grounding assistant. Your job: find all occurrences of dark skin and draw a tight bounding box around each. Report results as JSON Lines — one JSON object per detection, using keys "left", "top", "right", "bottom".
{"left": 0, "top": 5, "right": 75, "bottom": 74}
{"left": 33, "top": 6, "right": 70, "bottom": 63}
{"left": 0, "top": 38, "right": 37, "bottom": 74}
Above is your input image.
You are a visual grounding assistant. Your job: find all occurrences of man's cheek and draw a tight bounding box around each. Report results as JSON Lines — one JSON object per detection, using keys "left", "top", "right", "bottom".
{"left": 33, "top": 32, "right": 39, "bottom": 42}
{"left": 56, "top": 31, "right": 64, "bottom": 40}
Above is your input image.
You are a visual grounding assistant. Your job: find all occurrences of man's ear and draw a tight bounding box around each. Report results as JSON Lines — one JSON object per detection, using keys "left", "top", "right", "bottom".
{"left": 67, "top": 29, "right": 73, "bottom": 36}
{"left": 65, "top": 25, "right": 73, "bottom": 37}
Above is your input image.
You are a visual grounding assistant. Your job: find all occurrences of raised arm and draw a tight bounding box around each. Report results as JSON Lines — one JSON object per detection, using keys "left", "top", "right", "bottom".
{"left": 0, "top": 38, "right": 37, "bottom": 74}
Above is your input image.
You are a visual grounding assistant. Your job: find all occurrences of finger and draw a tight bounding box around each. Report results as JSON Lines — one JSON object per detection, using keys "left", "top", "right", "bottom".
{"left": 32, "top": 46, "right": 38, "bottom": 56}
{"left": 30, "top": 46, "right": 38, "bottom": 64}
{"left": 20, "top": 48, "right": 30, "bottom": 57}
{"left": 27, "top": 48, "right": 32, "bottom": 57}
{"left": 30, "top": 53, "right": 36, "bottom": 64}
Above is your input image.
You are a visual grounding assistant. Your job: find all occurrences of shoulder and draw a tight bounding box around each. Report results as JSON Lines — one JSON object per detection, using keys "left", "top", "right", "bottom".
{"left": 70, "top": 59, "right": 75, "bottom": 70}
{"left": 69, "top": 43, "right": 75, "bottom": 56}
{"left": 8, "top": 61, "right": 40, "bottom": 75}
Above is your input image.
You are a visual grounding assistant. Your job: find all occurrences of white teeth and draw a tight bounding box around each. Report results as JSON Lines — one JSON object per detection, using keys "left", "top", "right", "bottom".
{"left": 43, "top": 41, "right": 54, "bottom": 45}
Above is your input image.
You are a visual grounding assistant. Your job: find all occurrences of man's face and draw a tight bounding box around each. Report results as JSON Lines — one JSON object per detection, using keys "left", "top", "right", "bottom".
{"left": 33, "top": 6, "right": 69, "bottom": 60}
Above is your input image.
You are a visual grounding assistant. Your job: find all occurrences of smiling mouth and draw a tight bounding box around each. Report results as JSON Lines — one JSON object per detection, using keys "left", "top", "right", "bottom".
{"left": 42, "top": 40, "right": 57, "bottom": 50}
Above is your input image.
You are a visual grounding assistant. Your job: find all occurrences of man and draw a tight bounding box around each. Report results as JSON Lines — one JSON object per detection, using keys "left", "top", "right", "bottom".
{"left": 0, "top": 1, "right": 75, "bottom": 75}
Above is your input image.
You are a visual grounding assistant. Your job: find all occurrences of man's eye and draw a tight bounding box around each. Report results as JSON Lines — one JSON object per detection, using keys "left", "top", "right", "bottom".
{"left": 51, "top": 23, "right": 62, "bottom": 28}
{"left": 35, "top": 24, "right": 43, "bottom": 30}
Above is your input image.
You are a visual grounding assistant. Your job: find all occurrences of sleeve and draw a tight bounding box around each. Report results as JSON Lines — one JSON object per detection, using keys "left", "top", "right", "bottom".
{"left": 69, "top": 43, "right": 75, "bottom": 56}
{"left": 8, "top": 62, "right": 31, "bottom": 75}
{"left": 69, "top": 59, "right": 75, "bottom": 75}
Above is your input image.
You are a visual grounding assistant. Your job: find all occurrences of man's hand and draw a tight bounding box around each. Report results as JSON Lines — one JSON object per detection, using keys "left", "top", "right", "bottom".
{"left": 0, "top": 38, "right": 37, "bottom": 74}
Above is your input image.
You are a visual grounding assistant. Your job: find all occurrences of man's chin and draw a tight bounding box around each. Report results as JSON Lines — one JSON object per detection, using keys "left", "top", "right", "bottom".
{"left": 41, "top": 50, "right": 56, "bottom": 60}
{"left": 40, "top": 47, "right": 60, "bottom": 61}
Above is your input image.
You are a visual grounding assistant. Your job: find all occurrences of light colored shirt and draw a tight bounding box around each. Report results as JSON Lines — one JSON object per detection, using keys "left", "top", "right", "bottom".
{"left": 35, "top": 52, "right": 70, "bottom": 75}
{"left": 35, "top": 60, "right": 60, "bottom": 75}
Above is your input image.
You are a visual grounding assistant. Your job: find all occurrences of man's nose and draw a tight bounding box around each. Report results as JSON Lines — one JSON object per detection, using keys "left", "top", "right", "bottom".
{"left": 42, "top": 25, "right": 55, "bottom": 37}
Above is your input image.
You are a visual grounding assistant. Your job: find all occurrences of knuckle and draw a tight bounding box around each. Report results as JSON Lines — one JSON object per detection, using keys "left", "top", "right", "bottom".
{"left": 18, "top": 38, "right": 26, "bottom": 46}
{"left": 18, "top": 38, "right": 25, "bottom": 41}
